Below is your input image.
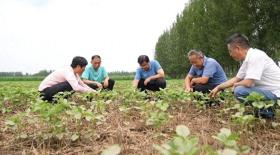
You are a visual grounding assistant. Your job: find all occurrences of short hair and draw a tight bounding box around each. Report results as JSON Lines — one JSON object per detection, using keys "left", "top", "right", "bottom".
{"left": 138, "top": 55, "right": 150, "bottom": 65}
{"left": 187, "top": 49, "right": 204, "bottom": 58}
{"left": 71, "top": 56, "right": 88, "bottom": 68}
{"left": 226, "top": 33, "right": 250, "bottom": 49}
{"left": 91, "top": 55, "right": 101, "bottom": 60}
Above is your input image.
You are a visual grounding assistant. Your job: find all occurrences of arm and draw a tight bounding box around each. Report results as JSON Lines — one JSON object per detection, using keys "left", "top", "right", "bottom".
{"left": 144, "top": 69, "right": 164, "bottom": 85}
{"left": 82, "top": 79, "right": 98, "bottom": 85}
{"left": 233, "top": 79, "right": 254, "bottom": 87}
{"left": 133, "top": 80, "right": 139, "bottom": 89}
{"left": 210, "top": 77, "right": 241, "bottom": 98}
{"left": 82, "top": 79, "right": 103, "bottom": 88}
{"left": 65, "top": 72, "right": 96, "bottom": 93}
{"left": 192, "top": 60, "right": 216, "bottom": 85}
{"left": 191, "top": 76, "right": 209, "bottom": 85}
{"left": 184, "top": 74, "right": 193, "bottom": 91}
{"left": 148, "top": 68, "right": 164, "bottom": 80}
{"left": 103, "top": 77, "right": 110, "bottom": 88}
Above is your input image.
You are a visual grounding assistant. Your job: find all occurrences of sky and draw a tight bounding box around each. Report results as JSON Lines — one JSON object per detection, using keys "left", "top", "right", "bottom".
{"left": 0, "top": 0, "right": 189, "bottom": 74}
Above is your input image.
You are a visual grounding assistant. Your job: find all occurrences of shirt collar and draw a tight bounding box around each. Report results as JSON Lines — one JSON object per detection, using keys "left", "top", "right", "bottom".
{"left": 244, "top": 48, "right": 253, "bottom": 62}
{"left": 90, "top": 65, "right": 100, "bottom": 71}
{"left": 203, "top": 56, "right": 208, "bottom": 67}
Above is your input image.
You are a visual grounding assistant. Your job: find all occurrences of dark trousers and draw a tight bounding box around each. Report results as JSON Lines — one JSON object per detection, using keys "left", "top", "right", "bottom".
{"left": 87, "top": 79, "right": 115, "bottom": 91}
{"left": 137, "top": 78, "right": 166, "bottom": 91}
{"left": 40, "top": 81, "right": 73, "bottom": 102}
{"left": 193, "top": 84, "right": 217, "bottom": 93}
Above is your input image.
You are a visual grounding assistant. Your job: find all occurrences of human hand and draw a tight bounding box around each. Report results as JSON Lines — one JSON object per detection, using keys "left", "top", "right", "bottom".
{"left": 103, "top": 80, "right": 109, "bottom": 88}
{"left": 96, "top": 82, "right": 103, "bottom": 89}
{"left": 190, "top": 79, "right": 196, "bottom": 86}
{"left": 144, "top": 78, "right": 151, "bottom": 86}
{"left": 209, "top": 87, "right": 220, "bottom": 98}
{"left": 185, "top": 87, "right": 193, "bottom": 92}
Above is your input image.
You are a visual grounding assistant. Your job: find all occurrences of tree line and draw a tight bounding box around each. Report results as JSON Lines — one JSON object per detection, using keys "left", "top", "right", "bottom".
{"left": 155, "top": 0, "right": 280, "bottom": 78}
{"left": 0, "top": 70, "right": 53, "bottom": 77}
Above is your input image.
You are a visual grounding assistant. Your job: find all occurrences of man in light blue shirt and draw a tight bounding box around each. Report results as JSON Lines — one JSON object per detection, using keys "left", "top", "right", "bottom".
{"left": 184, "top": 49, "right": 227, "bottom": 93}
{"left": 82, "top": 55, "right": 115, "bottom": 90}
{"left": 133, "top": 55, "right": 166, "bottom": 91}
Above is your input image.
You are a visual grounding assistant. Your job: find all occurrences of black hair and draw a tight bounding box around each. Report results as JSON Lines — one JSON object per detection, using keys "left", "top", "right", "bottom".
{"left": 226, "top": 33, "right": 250, "bottom": 49}
{"left": 71, "top": 56, "right": 88, "bottom": 68}
{"left": 91, "top": 55, "right": 101, "bottom": 60}
{"left": 137, "top": 55, "right": 150, "bottom": 65}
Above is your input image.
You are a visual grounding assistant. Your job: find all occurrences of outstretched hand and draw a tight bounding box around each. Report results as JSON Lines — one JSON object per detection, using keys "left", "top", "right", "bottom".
{"left": 185, "top": 87, "right": 193, "bottom": 92}
{"left": 144, "top": 78, "right": 151, "bottom": 86}
{"left": 209, "top": 87, "right": 220, "bottom": 98}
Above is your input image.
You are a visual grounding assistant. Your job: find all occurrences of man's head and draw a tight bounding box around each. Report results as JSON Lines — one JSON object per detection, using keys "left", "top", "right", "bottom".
{"left": 226, "top": 33, "right": 250, "bottom": 61}
{"left": 71, "top": 56, "right": 88, "bottom": 75}
{"left": 188, "top": 49, "right": 204, "bottom": 69}
{"left": 91, "top": 55, "right": 101, "bottom": 70}
{"left": 138, "top": 55, "right": 150, "bottom": 71}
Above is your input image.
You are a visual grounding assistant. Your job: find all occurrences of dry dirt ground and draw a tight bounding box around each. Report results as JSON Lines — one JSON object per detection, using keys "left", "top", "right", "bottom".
{"left": 1, "top": 81, "right": 280, "bottom": 155}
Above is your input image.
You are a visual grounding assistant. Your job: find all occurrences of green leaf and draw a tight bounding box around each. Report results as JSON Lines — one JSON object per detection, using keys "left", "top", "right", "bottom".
{"left": 74, "top": 112, "right": 82, "bottom": 120}
{"left": 277, "top": 100, "right": 280, "bottom": 107}
{"left": 101, "top": 144, "right": 121, "bottom": 155}
{"left": 252, "top": 102, "right": 265, "bottom": 109}
{"left": 71, "top": 134, "right": 79, "bottom": 141}
{"left": 56, "top": 133, "right": 64, "bottom": 140}
{"left": 176, "top": 125, "right": 190, "bottom": 138}
{"left": 20, "top": 133, "right": 28, "bottom": 139}
{"left": 220, "top": 128, "right": 231, "bottom": 137}
{"left": 153, "top": 144, "right": 170, "bottom": 155}
{"left": 272, "top": 122, "right": 280, "bottom": 128}
{"left": 218, "top": 149, "right": 237, "bottom": 155}
{"left": 5, "top": 120, "right": 16, "bottom": 126}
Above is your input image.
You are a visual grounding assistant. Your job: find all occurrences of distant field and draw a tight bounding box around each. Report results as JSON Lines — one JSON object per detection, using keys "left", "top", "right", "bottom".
{"left": 0, "top": 74, "right": 135, "bottom": 81}
{"left": 0, "top": 80, "right": 280, "bottom": 154}
{"left": 0, "top": 76, "right": 45, "bottom": 81}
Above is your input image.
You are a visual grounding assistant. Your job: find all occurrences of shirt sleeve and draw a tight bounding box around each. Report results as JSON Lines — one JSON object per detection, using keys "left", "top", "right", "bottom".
{"left": 202, "top": 61, "right": 216, "bottom": 78}
{"left": 102, "top": 67, "right": 108, "bottom": 79}
{"left": 134, "top": 68, "right": 141, "bottom": 80}
{"left": 244, "top": 54, "right": 265, "bottom": 80}
{"left": 153, "top": 60, "right": 162, "bottom": 72}
{"left": 65, "top": 71, "right": 94, "bottom": 92}
{"left": 188, "top": 66, "right": 196, "bottom": 76}
{"left": 81, "top": 67, "right": 90, "bottom": 80}
{"left": 236, "top": 62, "right": 246, "bottom": 79}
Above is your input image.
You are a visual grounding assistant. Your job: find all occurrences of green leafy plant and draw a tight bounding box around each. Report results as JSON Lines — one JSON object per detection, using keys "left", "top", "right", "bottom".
{"left": 101, "top": 144, "right": 121, "bottom": 155}
{"left": 212, "top": 128, "right": 250, "bottom": 154}
{"left": 154, "top": 125, "right": 200, "bottom": 155}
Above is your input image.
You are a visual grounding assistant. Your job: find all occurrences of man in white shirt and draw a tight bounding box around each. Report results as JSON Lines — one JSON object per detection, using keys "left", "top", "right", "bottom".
{"left": 39, "top": 56, "right": 96, "bottom": 102}
{"left": 210, "top": 33, "right": 280, "bottom": 118}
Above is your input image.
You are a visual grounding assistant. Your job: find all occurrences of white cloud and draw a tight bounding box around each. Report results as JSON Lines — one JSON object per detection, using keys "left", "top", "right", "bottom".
{"left": 0, "top": 0, "right": 188, "bottom": 73}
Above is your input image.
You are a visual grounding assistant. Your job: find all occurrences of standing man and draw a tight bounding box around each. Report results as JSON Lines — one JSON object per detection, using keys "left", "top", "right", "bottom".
{"left": 210, "top": 33, "right": 280, "bottom": 118}
{"left": 133, "top": 55, "right": 166, "bottom": 91}
{"left": 82, "top": 55, "right": 115, "bottom": 91}
{"left": 39, "top": 56, "right": 96, "bottom": 102}
{"left": 185, "top": 49, "right": 227, "bottom": 93}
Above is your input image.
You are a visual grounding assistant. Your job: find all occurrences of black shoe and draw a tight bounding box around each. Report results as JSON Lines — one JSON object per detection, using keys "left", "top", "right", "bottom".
{"left": 255, "top": 108, "right": 275, "bottom": 119}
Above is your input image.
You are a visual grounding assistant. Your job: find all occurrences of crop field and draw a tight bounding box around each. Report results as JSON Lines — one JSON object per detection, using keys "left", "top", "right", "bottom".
{"left": 1, "top": 80, "right": 280, "bottom": 155}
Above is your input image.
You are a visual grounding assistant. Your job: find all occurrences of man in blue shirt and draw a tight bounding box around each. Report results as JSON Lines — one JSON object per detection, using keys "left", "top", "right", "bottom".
{"left": 82, "top": 55, "right": 115, "bottom": 90}
{"left": 133, "top": 55, "right": 166, "bottom": 91}
{"left": 184, "top": 49, "right": 227, "bottom": 93}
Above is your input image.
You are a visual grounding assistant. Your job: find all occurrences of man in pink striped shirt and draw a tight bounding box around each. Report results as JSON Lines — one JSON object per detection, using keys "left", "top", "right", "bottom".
{"left": 39, "top": 56, "right": 96, "bottom": 102}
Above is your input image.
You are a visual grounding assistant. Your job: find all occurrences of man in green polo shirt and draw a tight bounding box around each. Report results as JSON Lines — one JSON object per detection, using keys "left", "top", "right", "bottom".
{"left": 82, "top": 55, "right": 115, "bottom": 90}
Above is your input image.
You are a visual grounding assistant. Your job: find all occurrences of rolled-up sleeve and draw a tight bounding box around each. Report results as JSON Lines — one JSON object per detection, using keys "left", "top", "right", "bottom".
{"left": 202, "top": 62, "right": 216, "bottom": 78}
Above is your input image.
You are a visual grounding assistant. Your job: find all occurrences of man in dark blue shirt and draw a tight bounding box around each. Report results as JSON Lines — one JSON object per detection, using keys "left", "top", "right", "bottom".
{"left": 184, "top": 49, "right": 227, "bottom": 93}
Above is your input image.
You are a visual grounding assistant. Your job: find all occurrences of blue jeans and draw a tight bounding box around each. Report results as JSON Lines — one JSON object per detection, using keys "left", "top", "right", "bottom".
{"left": 234, "top": 86, "right": 277, "bottom": 118}
{"left": 234, "top": 86, "right": 278, "bottom": 102}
